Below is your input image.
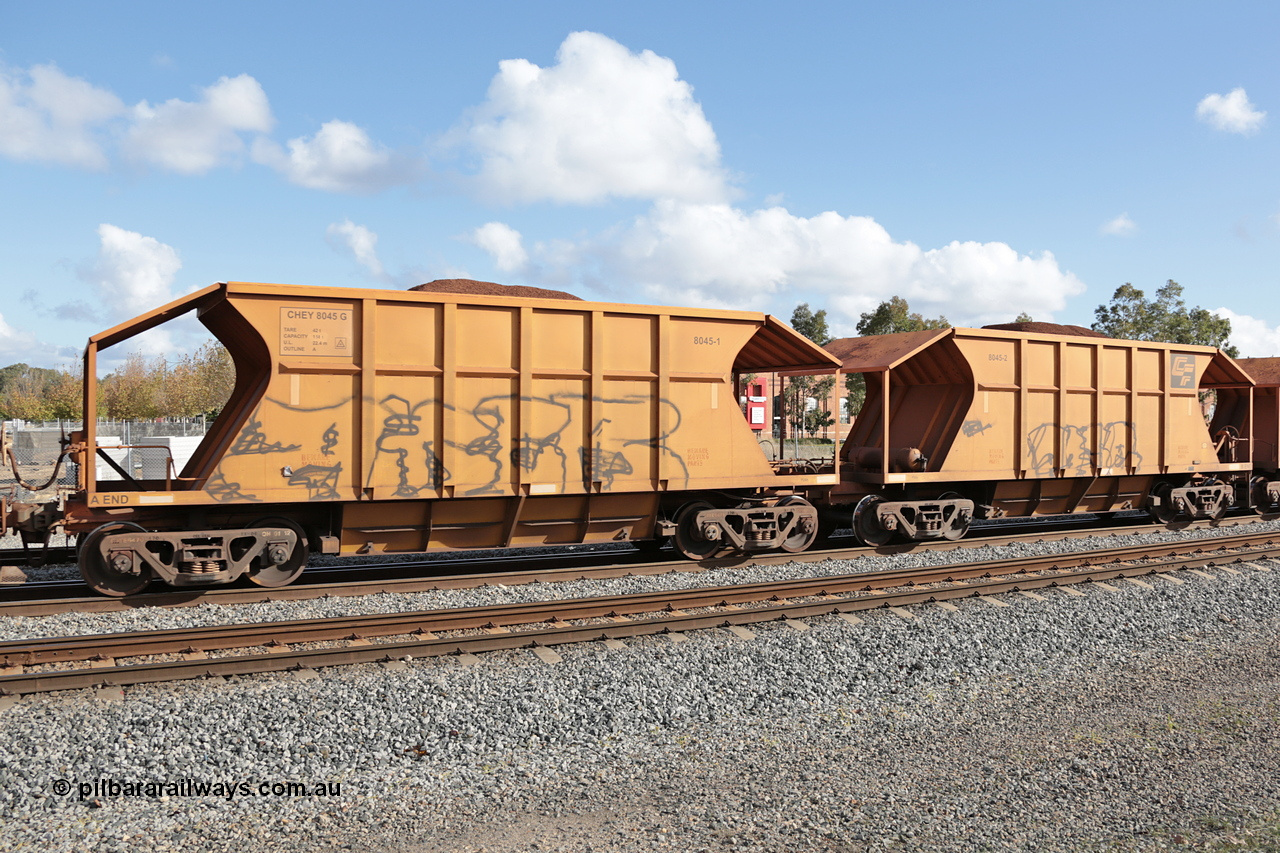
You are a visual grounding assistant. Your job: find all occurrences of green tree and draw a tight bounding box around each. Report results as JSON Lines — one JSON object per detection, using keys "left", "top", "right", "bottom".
{"left": 191, "top": 341, "right": 235, "bottom": 417}
{"left": 0, "top": 339, "right": 235, "bottom": 422}
{"left": 46, "top": 364, "right": 83, "bottom": 419}
{"left": 1014, "top": 311, "right": 1033, "bottom": 323}
{"left": 802, "top": 376, "right": 836, "bottom": 436}
{"left": 790, "top": 303, "right": 832, "bottom": 345}
{"left": 99, "top": 353, "right": 162, "bottom": 420}
{"left": 782, "top": 304, "right": 836, "bottom": 442}
{"left": 1092, "top": 280, "right": 1237, "bottom": 356}
{"left": 2, "top": 370, "right": 54, "bottom": 420}
{"left": 93, "top": 340, "right": 235, "bottom": 421}
{"left": 0, "top": 364, "right": 72, "bottom": 420}
{"left": 855, "top": 296, "right": 950, "bottom": 337}
{"left": 159, "top": 355, "right": 200, "bottom": 418}
{"left": 784, "top": 374, "right": 836, "bottom": 439}
{"left": 0, "top": 363, "right": 30, "bottom": 402}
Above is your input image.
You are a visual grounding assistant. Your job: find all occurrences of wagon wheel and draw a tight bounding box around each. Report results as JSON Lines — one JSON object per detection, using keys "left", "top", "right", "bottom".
{"left": 938, "top": 492, "right": 970, "bottom": 541}
{"left": 1148, "top": 482, "right": 1179, "bottom": 525}
{"left": 776, "top": 496, "right": 818, "bottom": 553}
{"left": 1250, "top": 475, "right": 1276, "bottom": 514}
{"left": 852, "top": 495, "right": 894, "bottom": 547}
{"left": 673, "top": 501, "right": 723, "bottom": 561}
{"left": 245, "top": 516, "right": 309, "bottom": 588}
{"left": 79, "top": 521, "right": 151, "bottom": 597}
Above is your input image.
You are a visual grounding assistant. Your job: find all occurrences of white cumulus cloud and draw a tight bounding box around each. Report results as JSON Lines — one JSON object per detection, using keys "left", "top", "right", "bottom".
{"left": 1101, "top": 213, "right": 1137, "bottom": 236}
{"left": 475, "top": 200, "right": 1085, "bottom": 330}
{"left": 123, "top": 74, "right": 274, "bottom": 173}
{"left": 1214, "top": 308, "right": 1280, "bottom": 357}
{"left": 470, "top": 222, "right": 529, "bottom": 273}
{"left": 0, "top": 63, "right": 125, "bottom": 168}
{"left": 0, "top": 63, "right": 422, "bottom": 190}
{"left": 254, "top": 120, "right": 418, "bottom": 193}
{"left": 66, "top": 224, "right": 191, "bottom": 358}
{"left": 449, "top": 31, "right": 729, "bottom": 204}
{"left": 326, "top": 219, "right": 387, "bottom": 279}
{"left": 323, "top": 221, "right": 450, "bottom": 286}
{"left": 81, "top": 224, "right": 183, "bottom": 318}
{"left": 1196, "top": 88, "right": 1266, "bottom": 135}
{"left": 0, "top": 310, "right": 50, "bottom": 364}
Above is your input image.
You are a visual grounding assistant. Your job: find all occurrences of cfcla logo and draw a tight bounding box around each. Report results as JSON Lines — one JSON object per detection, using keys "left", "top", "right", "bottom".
{"left": 1169, "top": 354, "right": 1196, "bottom": 389}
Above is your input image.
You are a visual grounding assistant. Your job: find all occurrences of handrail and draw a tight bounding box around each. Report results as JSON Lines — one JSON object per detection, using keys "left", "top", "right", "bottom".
{"left": 94, "top": 444, "right": 175, "bottom": 490}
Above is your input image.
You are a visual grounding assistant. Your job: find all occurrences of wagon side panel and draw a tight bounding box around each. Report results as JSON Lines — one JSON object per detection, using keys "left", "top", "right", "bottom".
{"left": 208, "top": 294, "right": 363, "bottom": 505}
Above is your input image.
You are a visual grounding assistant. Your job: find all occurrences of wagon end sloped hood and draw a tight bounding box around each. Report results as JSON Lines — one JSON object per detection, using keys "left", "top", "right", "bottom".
{"left": 737, "top": 316, "right": 843, "bottom": 374}
{"left": 89, "top": 284, "right": 227, "bottom": 351}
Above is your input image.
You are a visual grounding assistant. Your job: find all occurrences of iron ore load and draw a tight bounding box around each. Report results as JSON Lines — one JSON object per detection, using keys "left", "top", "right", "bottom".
{"left": 4, "top": 279, "right": 1280, "bottom": 597}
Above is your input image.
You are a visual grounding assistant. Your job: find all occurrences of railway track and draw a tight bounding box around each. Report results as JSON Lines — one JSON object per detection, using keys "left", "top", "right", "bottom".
{"left": 0, "top": 512, "right": 1266, "bottom": 616}
{"left": 0, "top": 545, "right": 75, "bottom": 567}
{"left": 2, "top": 528, "right": 1276, "bottom": 696}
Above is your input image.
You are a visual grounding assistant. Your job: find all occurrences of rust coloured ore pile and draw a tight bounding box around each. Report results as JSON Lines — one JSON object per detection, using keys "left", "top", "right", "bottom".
{"left": 410, "top": 278, "right": 582, "bottom": 301}
{"left": 982, "top": 321, "right": 1109, "bottom": 338}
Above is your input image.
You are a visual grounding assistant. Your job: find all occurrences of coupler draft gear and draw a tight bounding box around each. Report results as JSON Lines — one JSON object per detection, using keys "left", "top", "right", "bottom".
{"left": 5, "top": 499, "right": 62, "bottom": 566}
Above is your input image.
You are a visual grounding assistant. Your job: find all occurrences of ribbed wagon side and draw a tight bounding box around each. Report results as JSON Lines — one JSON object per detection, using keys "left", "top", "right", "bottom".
{"left": 825, "top": 327, "right": 1256, "bottom": 544}
{"left": 55, "top": 281, "right": 840, "bottom": 594}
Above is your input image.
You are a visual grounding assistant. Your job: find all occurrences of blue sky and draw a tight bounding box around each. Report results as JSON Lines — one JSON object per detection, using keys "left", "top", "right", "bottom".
{"left": 2, "top": 1, "right": 1279, "bottom": 369}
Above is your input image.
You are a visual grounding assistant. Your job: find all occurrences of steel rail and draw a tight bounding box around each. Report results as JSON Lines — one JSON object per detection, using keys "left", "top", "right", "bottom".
{"left": 0, "top": 545, "right": 75, "bottom": 567}
{"left": 1, "top": 534, "right": 1276, "bottom": 694}
{"left": 3, "top": 531, "right": 1278, "bottom": 665}
{"left": 0, "top": 514, "right": 1266, "bottom": 617}
{"left": 3, "top": 542, "right": 1275, "bottom": 667}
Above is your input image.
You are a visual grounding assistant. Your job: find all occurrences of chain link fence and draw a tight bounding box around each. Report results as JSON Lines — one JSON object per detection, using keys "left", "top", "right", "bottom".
{"left": 2, "top": 419, "right": 209, "bottom": 502}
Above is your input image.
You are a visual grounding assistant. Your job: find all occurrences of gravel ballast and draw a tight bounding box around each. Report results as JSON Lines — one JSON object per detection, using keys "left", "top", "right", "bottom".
{"left": 1, "top": 527, "right": 1278, "bottom": 851}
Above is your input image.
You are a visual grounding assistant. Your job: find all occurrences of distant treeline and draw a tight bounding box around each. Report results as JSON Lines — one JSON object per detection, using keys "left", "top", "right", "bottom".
{"left": 0, "top": 342, "right": 234, "bottom": 421}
